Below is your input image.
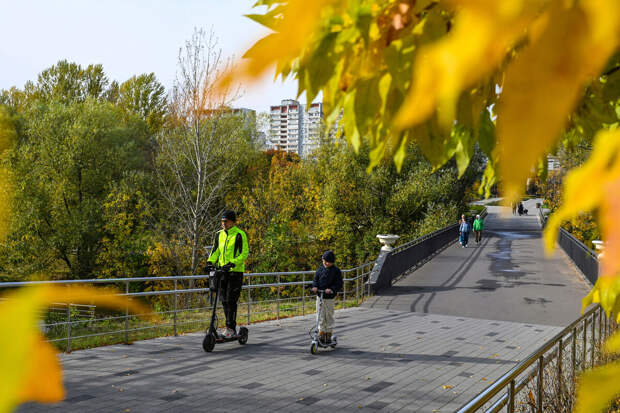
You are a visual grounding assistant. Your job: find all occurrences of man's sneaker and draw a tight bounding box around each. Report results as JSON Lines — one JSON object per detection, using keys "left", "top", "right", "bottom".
{"left": 224, "top": 328, "right": 236, "bottom": 338}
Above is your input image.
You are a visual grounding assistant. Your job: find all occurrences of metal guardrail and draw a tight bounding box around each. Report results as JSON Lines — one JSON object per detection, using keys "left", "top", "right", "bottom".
{"left": 0, "top": 262, "right": 375, "bottom": 352}
{"left": 0, "top": 214, "right": 485, "bottom": 352}
{"left": 372, "top": 207, "right": 488, "bottom": 292}
{"left": 538, "top": 208, "right": 599, "bottom": 285}
{"left": 558, "top": 228, "right": 599, "bottom": 285}
{"left": 457, "top": 304, "right": 614, "bottom": 413}
{"left": 392, "top": 207, "right": 487, "bottom": 254}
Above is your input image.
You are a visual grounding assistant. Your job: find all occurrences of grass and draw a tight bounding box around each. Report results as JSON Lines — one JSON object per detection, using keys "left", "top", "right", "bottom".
{"left": 469, "top": 204, "right": 486, "bottom": 214}
{"left": 49, "top": 295, "right": 366, "bottom": 352}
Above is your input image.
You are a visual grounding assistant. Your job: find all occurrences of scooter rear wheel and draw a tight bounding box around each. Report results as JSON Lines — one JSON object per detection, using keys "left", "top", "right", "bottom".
{"left": 203, "top": 332, "right": 216, "bottom": 352}
{"left": 238, "top": 327, "right": 249, "bottom": 345}
{"left": 330, "top": 336, "right": 338, "bottom": 348}
{"left": 310, "top": 342, "right": 318, "bottom": 355}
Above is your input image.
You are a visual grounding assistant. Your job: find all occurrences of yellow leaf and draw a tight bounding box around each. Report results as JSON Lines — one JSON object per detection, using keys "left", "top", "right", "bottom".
{"left": 498, "top": 0, "right": 620, "bottom": 202}
{"left": 545, "top": 129, "right": 620, "bottom": 317}
{"left": 604, "top": 329, "right": 620, "bottom": 355}
{"left": 395, "top": 0, "right": 541, "bottom": 130}
{"left": 220, "top": 0, "right": 338, "bottom": 89}
{"left": 601, "top": 177, "right": 620, "bottom": 281}
{"left": 543, "top": 129, "right": 620, "bottom": 259}
{"left": 16, "top": 335, "right": 63, "bottom": 403}
{"left": 574, "top": 360, "right": 620, "bottom": 413}
{"left": 0, "top": 286, "right": 153, "bottom": 413}
{"left": 582, "top": 277, "right": 620, "bottom": 322}
{"left": 442, "top": 384, "right": 453, "bottom": 389}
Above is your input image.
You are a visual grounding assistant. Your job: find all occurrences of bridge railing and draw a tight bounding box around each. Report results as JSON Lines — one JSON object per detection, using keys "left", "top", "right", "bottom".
{"left": 371, "top": 207, "right": 487, "bottom": 292}
{"left": 457, "top": 304, "right": 615, "bottom": 413}
{"left": 0, "top": 261, "right": 375, "bottom": 352}
{"left": 539, "top": 207, "right": 599, "bottom": 285}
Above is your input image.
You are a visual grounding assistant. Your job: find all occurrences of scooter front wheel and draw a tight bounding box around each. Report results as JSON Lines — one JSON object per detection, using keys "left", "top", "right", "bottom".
{"left": 238, "top": 327, "right": 249, "bottom": 345}
{"left": 203, "top": 333, "right": 216, "bottom": 352}
{"left": 310, "top": 342, "right": 318, "bottom": 355}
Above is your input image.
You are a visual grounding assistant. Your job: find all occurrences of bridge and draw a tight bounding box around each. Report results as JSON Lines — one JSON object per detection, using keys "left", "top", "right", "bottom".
{"left": 18, "top": 199, "right": 592, "bottom": 413}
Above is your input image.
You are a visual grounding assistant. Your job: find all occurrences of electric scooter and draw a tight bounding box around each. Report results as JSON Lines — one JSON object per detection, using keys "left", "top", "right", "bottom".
{"left": 309, "top": 289, "right": 338, "bottom": 354}
{"left": 202, "top": 267, "right": 248, "bottom": 352}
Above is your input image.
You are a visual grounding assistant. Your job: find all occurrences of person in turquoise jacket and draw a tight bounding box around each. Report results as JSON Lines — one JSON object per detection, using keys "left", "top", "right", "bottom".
{"left": 473, "top": 214, "right": 484, "bottom": 244}
{"left": 207, "top": 210, "right": 249, "bottom": 337}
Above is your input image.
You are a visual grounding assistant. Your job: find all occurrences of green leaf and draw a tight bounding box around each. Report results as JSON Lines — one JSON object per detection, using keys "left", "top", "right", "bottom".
{"left": 393, "top": 134, "right": 408, "bottom": 173}
{"left": 303, "top": 33, "right": 338, "bottom": 104}
{"left": 478, "top": 109, "right": 495, "bottom": 156}
{"left": 410, "top": 116, "right": 457, "bottom": 170}
{"left": 378, "top": 73, "right": 392, "bottom": 114}
{"left": 385, "top": 39, "right": 416, "bottom": 93}
{"left": 356, "top": 5, "right": 373, "bottom": 45}
{"left": 354, "top": 78, "right": 380, "bottom": 140}
{"left": 344, "top": 91, "right": 361, "bottom": 152}
{"left": 453, "top": 126, "right": 476, "bottom": 177}
{"left": 367, "top": 140, "right": 386, "bottom": 172}
{"left": 479, "top": 161, "right": 497, "bottom": 198}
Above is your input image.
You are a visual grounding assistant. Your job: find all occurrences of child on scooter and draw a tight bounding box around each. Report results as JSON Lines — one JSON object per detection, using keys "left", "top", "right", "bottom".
{"left": 311, "top": 250, "right": 343, "bottom": 345}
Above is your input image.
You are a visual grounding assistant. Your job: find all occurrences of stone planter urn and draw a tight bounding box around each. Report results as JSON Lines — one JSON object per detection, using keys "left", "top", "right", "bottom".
{"left": 377, "top": 234, "right": 400, "bottom": 251}
{"left": 592, "top": 240, "right": 605, "bottom": 259}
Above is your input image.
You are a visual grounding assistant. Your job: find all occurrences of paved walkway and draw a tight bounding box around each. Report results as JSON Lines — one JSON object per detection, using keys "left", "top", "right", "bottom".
{"left": 365, "top": 199, "right": 591, "bottom": 326}
{"left": 20, "top": 308, "right": 561, "bottom": 413}
{"left": 18, "top": 199, "right": 591, "bottom": 413}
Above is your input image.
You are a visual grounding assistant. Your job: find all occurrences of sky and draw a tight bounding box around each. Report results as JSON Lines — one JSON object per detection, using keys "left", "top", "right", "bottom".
{"left": 0, "top": 0, "right": 301, "bottom": 112}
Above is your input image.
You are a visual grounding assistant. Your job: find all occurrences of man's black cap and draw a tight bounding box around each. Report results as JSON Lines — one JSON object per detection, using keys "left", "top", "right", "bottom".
{"left": 221, "top": 210, "right": 237, "bottom": 222}
{"left": 322, "top": 250, "right": 336, "bottom": 263}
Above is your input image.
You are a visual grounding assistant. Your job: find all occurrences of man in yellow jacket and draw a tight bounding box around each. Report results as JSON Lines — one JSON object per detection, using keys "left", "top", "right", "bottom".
{"left": 207, "top": 210, "right": 249, "bottom": 338}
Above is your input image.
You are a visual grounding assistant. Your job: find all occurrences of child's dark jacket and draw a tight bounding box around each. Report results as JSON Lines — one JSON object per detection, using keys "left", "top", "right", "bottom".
{"left": 312, "top": 265, "right": 343, "bottom": 299}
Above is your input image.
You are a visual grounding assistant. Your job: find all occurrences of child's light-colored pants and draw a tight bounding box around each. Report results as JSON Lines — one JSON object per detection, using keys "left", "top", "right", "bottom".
{"left": 316, "top": 297, "right": 335, "bottom": 333}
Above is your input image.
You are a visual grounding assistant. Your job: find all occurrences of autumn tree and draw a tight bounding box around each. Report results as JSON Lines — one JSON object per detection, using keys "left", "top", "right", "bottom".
{"left": 5, "top": 100, "right": 151, "bottom": 279}
{"left": 154, "top": 28, "right": 253, "bottom": 277}
{"left": 23, "top": 60, "right": 110, "bottom": 104}
{"left": 116, "top": 73, "right": 167, "bottom": 134}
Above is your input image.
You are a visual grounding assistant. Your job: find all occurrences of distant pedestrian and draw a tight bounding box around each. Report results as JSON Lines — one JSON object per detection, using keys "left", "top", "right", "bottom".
{"left": 512, "top": 202, "right": 517, "bottom": 215}
{"left": 459, "top": 214, "right": 470, "bottom": 248}
{"left": 473, "top": 214, "right": 484, "bottom": 244}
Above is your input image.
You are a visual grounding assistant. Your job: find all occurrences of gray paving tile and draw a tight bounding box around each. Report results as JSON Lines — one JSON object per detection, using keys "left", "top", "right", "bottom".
{"left": 160, "top": 392, "right": 187, "bottom": 402}
{"left": 240, "top": 382, "right": 264, "bottom": 389}
{"left": 297, "top": 396, "right": 320, "bottom": 406}
{"left": 363, "top": 381, "right": 395, "bottom": 393}
{"left": 65, "top": 394, "right": 96, "bottom": 403}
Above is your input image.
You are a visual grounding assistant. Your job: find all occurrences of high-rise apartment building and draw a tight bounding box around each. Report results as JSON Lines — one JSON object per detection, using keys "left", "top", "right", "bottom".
{"left": 301, "top": 102, "right": 324, "bottom": 157}
{"left": 268, "top": 99, "right": 328, "bottom": 156}
{"left": 269, "top": 99, "right": 303, "bottom": 154}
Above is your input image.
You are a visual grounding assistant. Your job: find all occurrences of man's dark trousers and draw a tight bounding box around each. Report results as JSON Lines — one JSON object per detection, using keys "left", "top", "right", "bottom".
{"left": 220, "top": 272, "right": 243, "bottom": 330}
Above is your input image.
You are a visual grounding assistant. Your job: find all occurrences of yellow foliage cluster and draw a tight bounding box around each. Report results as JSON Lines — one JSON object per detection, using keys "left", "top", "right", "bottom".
{"left": 230, "top": 0, "right": 620, "bottom": 411}
{"left": 0, "top": 286, "right": 152, "bottom": 413}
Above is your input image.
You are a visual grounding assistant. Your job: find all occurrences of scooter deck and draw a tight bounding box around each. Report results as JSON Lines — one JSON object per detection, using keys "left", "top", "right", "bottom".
{"left": 315, "top": 341, "right": 337, "bottom": 348}
{"left": 215, "top": 334, "right": 245, "bottom": 343}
